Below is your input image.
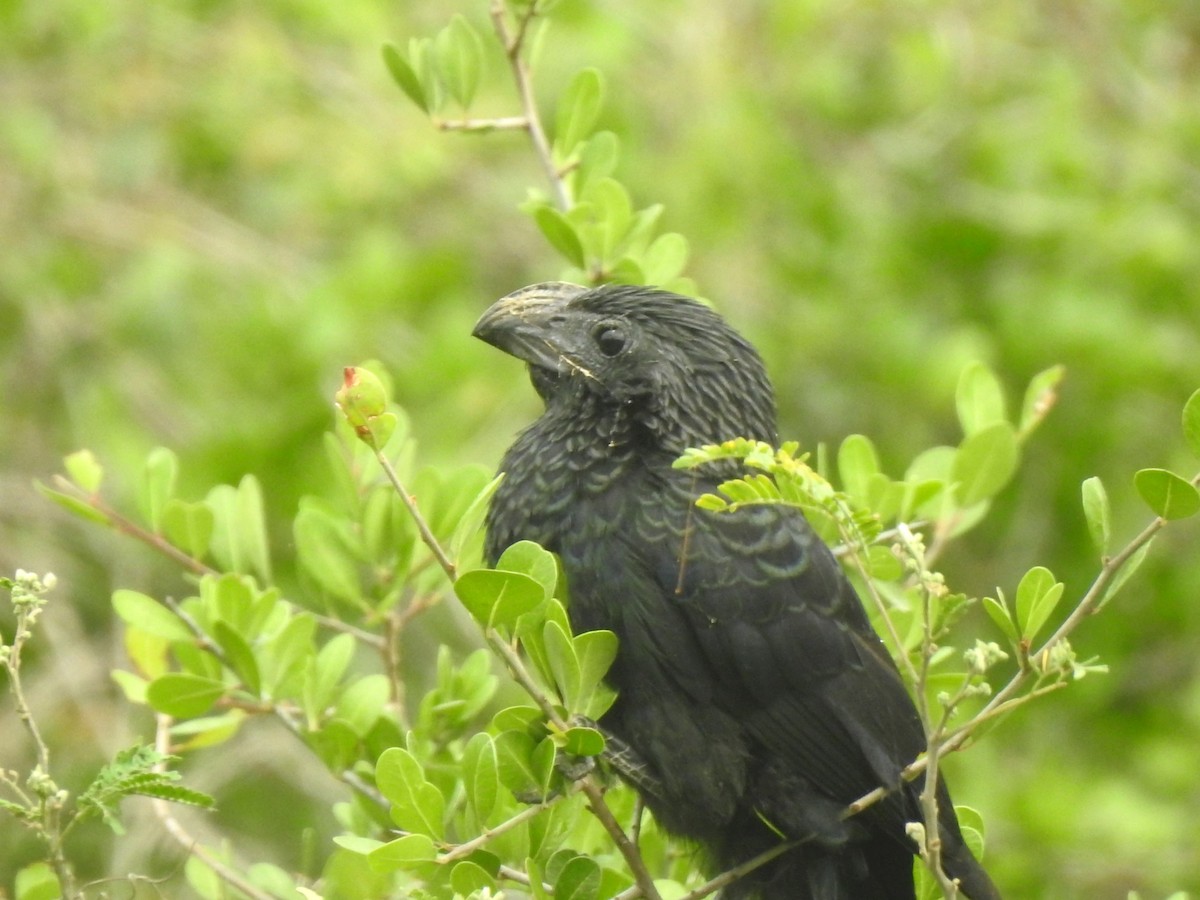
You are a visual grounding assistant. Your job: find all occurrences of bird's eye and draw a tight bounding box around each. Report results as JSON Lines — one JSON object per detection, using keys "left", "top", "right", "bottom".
{"left": 594, "top": 324, "right": 628, "bottom": 357}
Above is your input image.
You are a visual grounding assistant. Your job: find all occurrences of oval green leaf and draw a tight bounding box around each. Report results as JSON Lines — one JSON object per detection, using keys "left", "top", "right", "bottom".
{"left": 146, "top": 673, "right": 226, "bottom": 718}
{"left": 375, "top": 747, "right": 445, "bottom": 840}
{"left": 1134, "top": 468, "right": 1200, "bottom": 520}
{"left": 956, "top": 362, "right": 1007, "bottom": 436}
{"left": 1080, "top": 476, "right": 1111, "bottom": 555}
{"left": 554, "top": 67, "right": 605, "bottom": 156}
{"left": 368, "top": 833, "right": 437, "bottom": 872}
{"left": 455, "top": 568, "right": 547, "bottom": 630}
{"left": 435, "top": 15, "right": 483, "bottom": 109}
{"left": 382, "top": 42, "right": 428, "bottom": 112}
{"left": 1015, "top": 566, "right": 1064, "bottom": 642}
{"left": 1182, "top": 388, "right": 1200, "bottom": 460}
{"left": 534, "top": 205, "right": 586, "bottom": 269}
{"left": 112, "top": 589, "right": 193, "bottom": 642}
{"left": 952, "top": 422, "right": 1018, "bottom": 507}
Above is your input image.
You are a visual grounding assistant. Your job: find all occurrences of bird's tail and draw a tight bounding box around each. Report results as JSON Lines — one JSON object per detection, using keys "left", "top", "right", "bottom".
{"left": 941, "top": 837, "right": 1003, "bottom": 900}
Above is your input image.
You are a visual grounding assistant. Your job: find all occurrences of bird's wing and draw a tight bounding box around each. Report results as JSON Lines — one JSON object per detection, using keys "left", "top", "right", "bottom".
{"left": 632, "top": 496, "right": 927, "bottom": 810}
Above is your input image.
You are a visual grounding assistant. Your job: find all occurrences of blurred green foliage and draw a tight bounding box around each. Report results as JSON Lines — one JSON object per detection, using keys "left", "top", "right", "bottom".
{"left": 3, "top": 0, "right": 1200, "bottom": 898}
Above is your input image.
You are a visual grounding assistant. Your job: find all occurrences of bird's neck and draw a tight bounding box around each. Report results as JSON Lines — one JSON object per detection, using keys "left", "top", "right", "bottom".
{"left": 486, "top": 403, "right": 675, "bottom": 561}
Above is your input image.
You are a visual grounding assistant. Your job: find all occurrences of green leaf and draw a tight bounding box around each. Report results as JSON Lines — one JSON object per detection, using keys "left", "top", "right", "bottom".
{"left": 64, "top": 448, "right": 104, "bottom": 493}
{"left": 14, "top": 863, "right": 61, "bottom": 900}
{"left": 382, "top": 42, "right": 428, "bottom": 112}
{"left": 170, "top": 711, "right": 245, "bottom": 751}
{"left": 451, "top": 860, "right": 496, "bottom": 895}
{"left": 527, "top": 858, "right": 550, "bottom": 900}
{"left": 554, "top": 67, "right": 605, "bottom": 157}
{"left": 1080, "top": 476, "right": 1111, "bottom": 555}
{"left": 1134, "top": 468, "right": 1200, "bottom": 520}
{"left": 162, "top": 498, "right": 214, "bottom": 560}
{"left": 560, "top": 726, "right": 605, "bottom": 757}
{"left": 336, "top": 674, "right": 390, "bottom": 736}
{"left": 606, "top": 256, "right": 645, "bottom": 285}
{"left": 455, "top": 568, "right": 547, "bottom": 630}
{"left": 375, "top": 747, "right": 445, "bottom": 840}
{"left": 492, "top": 705, "right": 544, "bottom": 734}
{"left": 618, "top": 203, "right": 664, "bottom": 258}
{"left": 572, "top": 630, "right": 618, "bottom": 719}
{"left": 584, "top": 177, "right": 632, "bottom": 263}
{"left": 517, "top": 597, "right": 572, "bottom": 688}
{"left": 1015, "top": 566, "right": 1064, "bottom": 642}
{"left": 954, "top": 804, "right": 987, "bottom": 854}
{"left": 369, "top": 833, "right": 437, "bottom": 872}
{"left": 259, "top": 613, "right": 316, "bottom": 698}
{"left": 837, "top": 433, "right": 880, "bottom": 499}
{"left": 982, "top": 594, "right": 1018, "bottom": 644}
{"left": 333, "top": 835, "right": 384, "bottom": 856}
{"left": 112, "top": 590, "right": 193, "bottom": 642}
{"left": 956, "top": 362, "right": 1007, "bottom": 436}
{"left": 206, "top": 476, "right": 272, "bottom": 582}
{"left": 146, "top": 673, "right": 226, "bottom": 718}
{"left": 535, "top": 205, "right": 587, "bottom": 269}
{"left": 1019, "top": 364, "right": 1066, "bottom": 437}
{"left": 640, "top": 232, "right": 689, "bottom": 285}
{"left": 865, "top": 544, "right": 903, "bottom": 581}
{"left": 304, "top": 632, "right": 356, "bottom": 721}
{"left": 494, "top": 730, "right": 541, "bottom": 797}
{"left": 36, "top": 480, "right": 112, "bottom": 525}
{"left": 462, "top": 732, "right": 500, "bottom": 824}
{"left": 213, "top": 621, "right": 261, "bottom": 695}
{"left": 1183, "top": 388, "right": 1200, "bottom": 459}
{"left": 544, "top": 620, "right": 580, "bottom": 709}
{"left": 130, "top": 782, "right": 216, "bottom": 809}
{"left": 498, "top": 540, "right": 559, "bottom": 596}
{"left": 435, "top": 15, "right": 484, "bottom": 109}
{"left": 553, "top": 855, "right": 601, "bottom": 900}
{"left": 294, "top": 499, "right": 363, "bottom": 603}
{"left": 450, "top": 473, "right": 504, "bottom": 566}
{"left": 576, "top": 130, "right": 619, "bottom": 193}
{"left": 1099, "top": 542, "right": 1153, "bottom": 609}
{"left": 139, "top": 446, "right": 178, "bottom": 532}
{"left": 532, "top": 737, "right": 557, "bottom": 797}
{"left": 952, "top": 422, "right": 1019, "bottom": 507}
{"left": 906, "top": 445, "right": 957, "bottom": 483}
{"left": 111, "top": 669, "right": 149, "bottom": 704}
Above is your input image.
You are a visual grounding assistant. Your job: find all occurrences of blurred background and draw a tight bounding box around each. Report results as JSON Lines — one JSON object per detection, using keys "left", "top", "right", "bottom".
{"left": 2, "top": 0, "right": 1199, "bottom": 897}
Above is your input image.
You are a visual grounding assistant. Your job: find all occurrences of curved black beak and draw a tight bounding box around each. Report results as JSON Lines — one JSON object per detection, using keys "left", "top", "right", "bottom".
{"left": 472, "top": 282, "right": 589, "bottom": 372}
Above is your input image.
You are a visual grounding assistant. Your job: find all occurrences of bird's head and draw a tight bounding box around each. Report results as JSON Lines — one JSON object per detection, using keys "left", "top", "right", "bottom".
{"left": 473, "top": 282, "right": 777, "bottom": 452}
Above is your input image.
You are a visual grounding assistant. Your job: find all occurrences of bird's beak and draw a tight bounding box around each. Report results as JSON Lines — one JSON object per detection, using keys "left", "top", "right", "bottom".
{"left": 472, "top": 282, "right": 589, "bottom": 372}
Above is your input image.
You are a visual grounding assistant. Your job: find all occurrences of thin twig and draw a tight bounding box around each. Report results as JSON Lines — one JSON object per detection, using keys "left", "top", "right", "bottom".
{"left": 838, "top": 513, "right": 921, "bottom": 688}
{"left": 2, "top": 577, "right": 76, "bottom": 896}
{"left": 369, "top": 445, "right": 663, "bottom": 898}
{"left": 438, "top": 801, "right": 550, "bottom": 864}
{"left": 436, "top": 115, "right": 530, "bottom": 132}
{"left": 310, "top": 612, "right": 387, "bottom": 649}
{"left": 489, "top": 0, "right": 571, "bottom": 211}
{"left": 486, "top": 634, "right": 663, "bottom": 898}
{"left": 50, "top": 476, "right": 214, "bottom": 576}
{"left": 836, "top": 473, "right": 1200, "bottom": 823}
{"left": 151, "top": 715, "right": 277, "bottom": 900}
{"left": 373, "top": 451, "right": 457, "bottom": 581}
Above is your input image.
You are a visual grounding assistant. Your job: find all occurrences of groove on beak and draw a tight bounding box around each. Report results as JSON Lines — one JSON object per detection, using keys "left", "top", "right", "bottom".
{"left": 472, "top": 282, "right": 589, "bottom": 371}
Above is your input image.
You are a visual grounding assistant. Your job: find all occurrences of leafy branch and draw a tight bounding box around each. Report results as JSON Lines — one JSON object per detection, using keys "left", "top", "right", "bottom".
{"left": 336, "top": 364, "right": 666, "bottom": 900}
{"left": 2, "top": 573, "right": 218, "bottom": 899}
{"left": 383, "top": 0, "right": 693, "bottom": 287}
{"left": 677, "top": 386, "right": 1200, "bottom": 896}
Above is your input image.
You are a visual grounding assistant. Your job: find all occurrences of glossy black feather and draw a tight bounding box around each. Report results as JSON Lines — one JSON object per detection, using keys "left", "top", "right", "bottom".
{"left": 475, "top": 283, "right": 1002, "bottom": 900}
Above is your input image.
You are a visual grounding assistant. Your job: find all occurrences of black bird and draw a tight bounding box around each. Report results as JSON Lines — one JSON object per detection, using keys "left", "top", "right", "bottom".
{"left": 474, "top": 282, "right": 1001, "bottom": 900}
